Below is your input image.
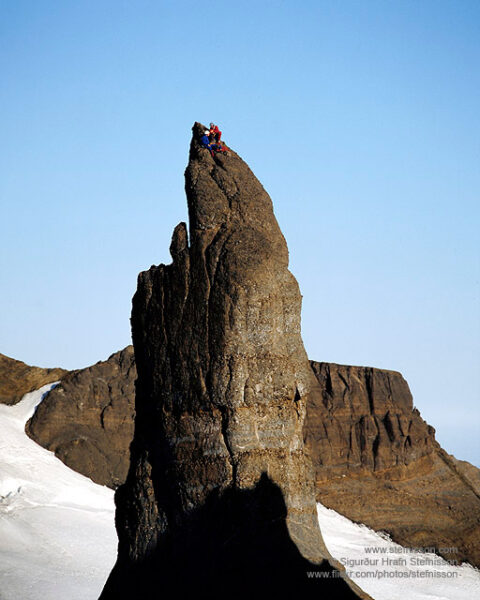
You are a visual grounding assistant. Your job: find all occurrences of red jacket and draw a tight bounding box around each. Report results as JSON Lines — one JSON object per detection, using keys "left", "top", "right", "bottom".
{"left": 210, "top": 125, "right": 222, "bottom": 141}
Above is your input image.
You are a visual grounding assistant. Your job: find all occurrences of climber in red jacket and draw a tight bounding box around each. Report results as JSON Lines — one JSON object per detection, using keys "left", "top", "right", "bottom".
{"left": 209, "top": 122, "right": 222, "bottom": 143}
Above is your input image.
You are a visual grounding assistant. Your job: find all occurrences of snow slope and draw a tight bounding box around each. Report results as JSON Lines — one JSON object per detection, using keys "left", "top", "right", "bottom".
{"left": 317, "top": 503, "right": 480, "bottom": 600}
{"left": 0, "top": 384, "right": 117, "bottom": 600}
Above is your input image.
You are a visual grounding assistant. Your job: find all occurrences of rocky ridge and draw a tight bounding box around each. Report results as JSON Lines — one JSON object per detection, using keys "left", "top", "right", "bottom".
{"left": 0, "top": 353, "right": 67, "bottom": 405}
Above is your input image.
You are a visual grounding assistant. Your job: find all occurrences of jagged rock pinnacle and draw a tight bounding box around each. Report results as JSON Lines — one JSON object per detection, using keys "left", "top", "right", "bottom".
{"left": 100, "top": 123, "right": 368, "bottom": 599}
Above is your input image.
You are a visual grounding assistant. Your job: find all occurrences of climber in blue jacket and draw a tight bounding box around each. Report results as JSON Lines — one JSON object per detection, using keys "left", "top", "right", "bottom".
{"left": 200, "top": 130, "right": 216, "bottom": 157}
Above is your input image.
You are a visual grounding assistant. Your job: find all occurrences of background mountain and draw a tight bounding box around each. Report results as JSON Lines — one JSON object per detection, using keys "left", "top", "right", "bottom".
{"left": 306, "top": 362, "right": 480, "bottom": 567}
{"left": 26, "top": 347, "right": 135, "bottom": 489}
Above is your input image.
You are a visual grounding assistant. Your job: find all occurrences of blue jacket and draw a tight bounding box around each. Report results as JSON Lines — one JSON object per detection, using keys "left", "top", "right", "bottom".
{"left": 201, "top": 134, "right": 211, "bottom": 147}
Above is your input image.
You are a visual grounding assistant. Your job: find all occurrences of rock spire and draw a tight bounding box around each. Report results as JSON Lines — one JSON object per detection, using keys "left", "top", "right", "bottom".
{"left": 100, "top": 123, "right": 366, "bottom": 598}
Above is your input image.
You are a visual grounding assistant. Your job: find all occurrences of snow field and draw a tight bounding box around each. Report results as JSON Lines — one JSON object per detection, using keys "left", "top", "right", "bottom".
{"left": 0, "top": 384, "right": 117, "bottom": 600}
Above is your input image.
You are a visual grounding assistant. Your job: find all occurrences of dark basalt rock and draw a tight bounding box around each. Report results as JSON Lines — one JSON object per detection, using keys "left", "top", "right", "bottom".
{"left": 26, "top": 347, "right": 135, "bottom": 488}
{"left": 100, "top": 123, "right": 368, "bottom": 599}
{"left": 103, "top": 473, "right": 363, "bottom": 600}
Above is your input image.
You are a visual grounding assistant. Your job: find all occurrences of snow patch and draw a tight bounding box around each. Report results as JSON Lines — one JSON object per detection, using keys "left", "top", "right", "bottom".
{"left": 0, "top": 384, "right": 117, "bottom": 600}
{"left": 317, "top": 503, "right": 480, "bottom": 600}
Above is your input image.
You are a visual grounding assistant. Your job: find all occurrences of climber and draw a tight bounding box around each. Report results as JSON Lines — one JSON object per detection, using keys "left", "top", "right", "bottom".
{"left": 200, "top": 130, "right": 216, "bottom": 157}
{"left": 201, "top": 129, "right": 228, "bottom": 158}
{"left": 209, "top": 122, "right": 222, "bottom": 143}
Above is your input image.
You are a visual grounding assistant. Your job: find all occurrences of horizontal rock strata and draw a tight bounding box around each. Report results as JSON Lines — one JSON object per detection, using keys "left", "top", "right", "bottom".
{"left": 305, "top": 362, "right": 437, "bottom": 480}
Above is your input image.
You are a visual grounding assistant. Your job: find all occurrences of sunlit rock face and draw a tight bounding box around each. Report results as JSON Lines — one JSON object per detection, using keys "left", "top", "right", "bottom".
{"left": 306, "top": 361, "right": 480, "bottom": 568}
{"left": 26, "top": 347, "right": 135, "bottom": 488}
{"left": 0, "top": 353, "right": 67, "bottom": 406}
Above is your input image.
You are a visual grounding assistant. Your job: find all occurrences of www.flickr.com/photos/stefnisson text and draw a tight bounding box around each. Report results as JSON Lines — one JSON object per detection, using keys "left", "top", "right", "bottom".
{"left": 306, "top": 546, "right": 463, "bottom": 580}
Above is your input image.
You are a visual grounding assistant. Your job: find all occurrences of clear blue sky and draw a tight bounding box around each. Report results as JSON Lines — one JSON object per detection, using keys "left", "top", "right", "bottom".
{"left": 1, "top": 1, "right": 479, "bottom": 465}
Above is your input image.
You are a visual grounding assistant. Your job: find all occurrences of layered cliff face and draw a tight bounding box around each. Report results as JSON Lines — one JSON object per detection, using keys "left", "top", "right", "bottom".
{"left": 305, "top": 362, "right": 437, "bottom": 480}
{"left": 100, "top": 123, "right": 365, "bottom": 599}
{"left": 305, "top": 362, "right": 480, "bottom": 567}
{"left": 26, "top": 347, "right": 135, "bottom": 488}
{"left": 0, "top": 353, "right": 67, "bottom": 405}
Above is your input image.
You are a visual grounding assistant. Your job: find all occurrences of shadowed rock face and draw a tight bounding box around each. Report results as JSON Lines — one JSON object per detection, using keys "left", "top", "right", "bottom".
{"left": 103, "top": 473, "right": 363, "bottom": 600}
{"left": 26, "top": 347, "right": 135, "bottom": 488}
{"left": 100, "top": 123, "right": 367, "bottom": 599}
{"left": 0, "top": 353, "right": 67, "bottom": 405}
